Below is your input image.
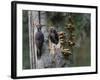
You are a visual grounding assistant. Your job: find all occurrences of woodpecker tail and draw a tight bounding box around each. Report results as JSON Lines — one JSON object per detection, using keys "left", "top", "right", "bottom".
{"left": 37, "top": 48, "right": 42, "bottom": 59}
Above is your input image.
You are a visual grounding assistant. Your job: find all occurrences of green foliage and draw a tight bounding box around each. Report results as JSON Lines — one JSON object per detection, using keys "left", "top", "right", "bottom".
{"left": 46, "top": 12, "right": 91, "bottom": 38}
{"left": 46, "top": 12, "right": 67, "bottom": 28}
{"left": 72, "top": 13, "right": 91, "bottom": 37}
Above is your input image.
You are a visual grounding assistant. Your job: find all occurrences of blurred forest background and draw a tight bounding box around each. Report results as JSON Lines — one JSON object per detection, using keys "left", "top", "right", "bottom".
{"left": 23, "top": 10, "right": 91, "bottom": 69}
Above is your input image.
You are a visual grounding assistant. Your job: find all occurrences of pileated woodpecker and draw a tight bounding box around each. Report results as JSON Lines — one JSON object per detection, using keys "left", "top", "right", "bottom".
{"left": 35, "top": 26, "right": 44, "bottom": 59}
{"left": 49, "top": 27, "right": 59, "bottom": 45}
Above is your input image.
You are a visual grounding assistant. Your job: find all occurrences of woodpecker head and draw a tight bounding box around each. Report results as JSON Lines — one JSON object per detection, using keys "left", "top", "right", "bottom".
{"left": 37, "top": 25, "right": 42, "bottom": 31}
{"left": 49, "top": 27, "right": 59, "bottom": 45}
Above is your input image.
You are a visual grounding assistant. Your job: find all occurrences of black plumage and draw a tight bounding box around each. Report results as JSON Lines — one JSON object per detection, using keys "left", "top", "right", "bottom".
{"left": 35, "top": 26, "right": 44, "bottom": 59}
{"left": 49, "top": 28, "right": 59, "bottom": 45}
